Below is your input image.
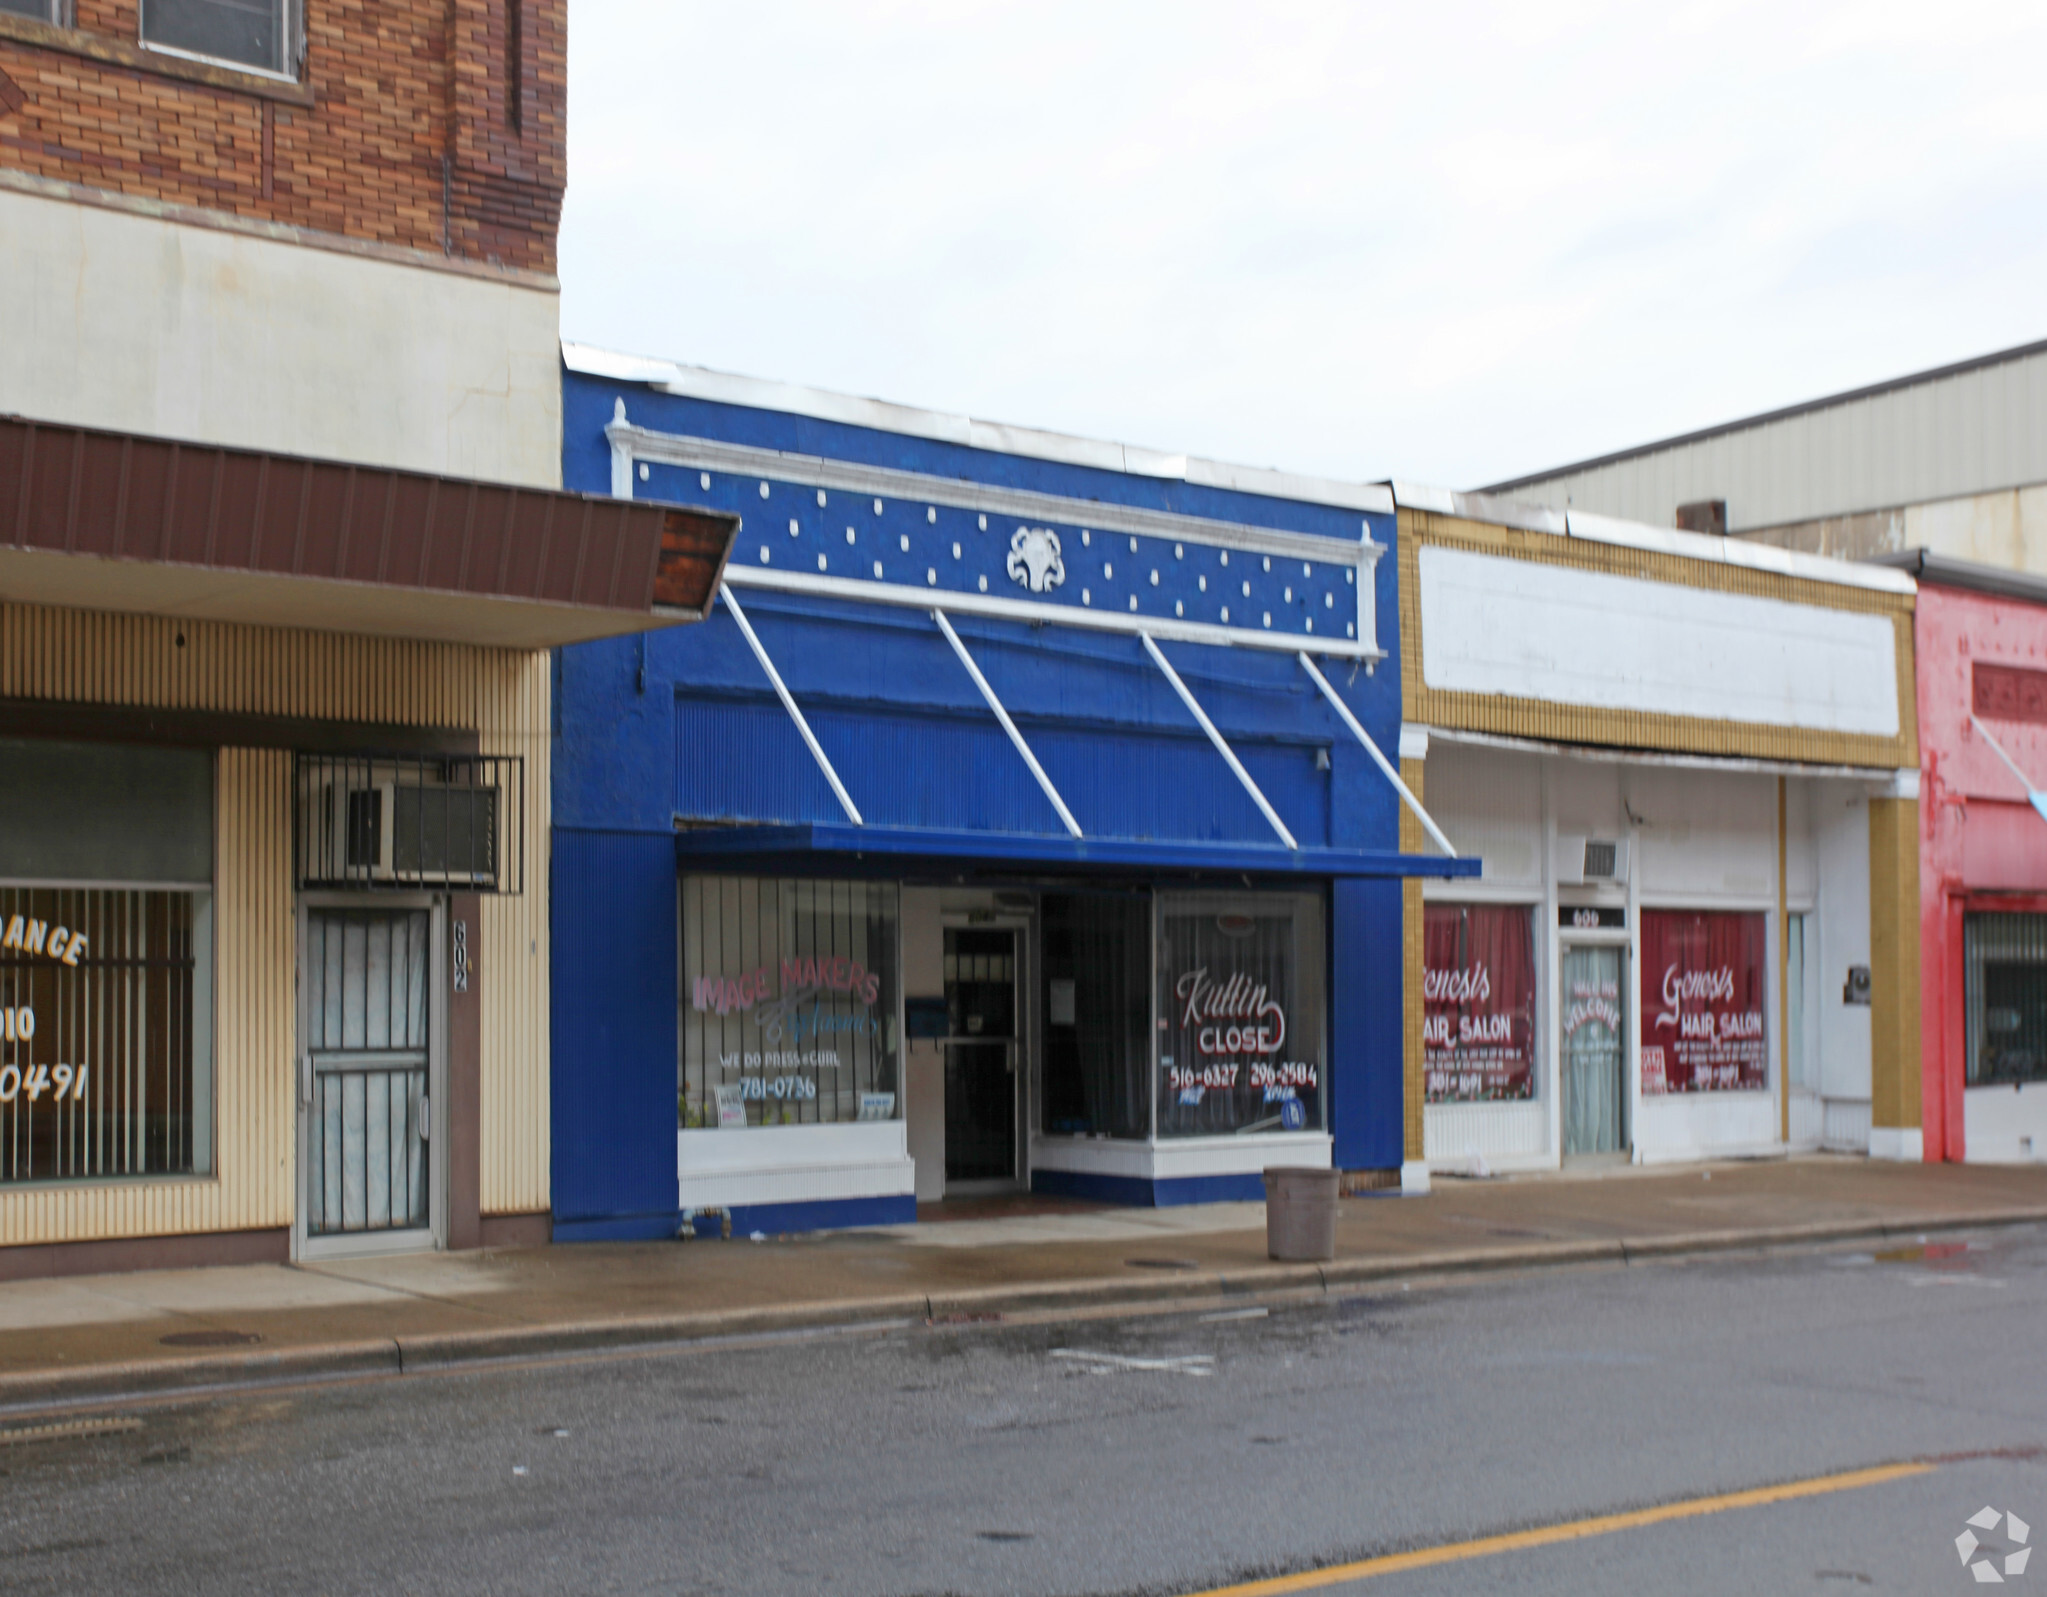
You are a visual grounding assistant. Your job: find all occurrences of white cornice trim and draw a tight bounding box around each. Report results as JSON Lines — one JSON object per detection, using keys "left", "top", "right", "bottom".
{"left": 1387, "top": 478, "right": 1916, "bottom": 598}
{"left": 609, "top": 420, "right": 1382, "bottom": 567}
{"left": 566, "top": 341, "right": 1394, "bottom": 516}
{"left": 725, "top": 565, "right": 1383, "bottom": 661}
{"left": 1423, "top": 725, "right": 1910, "bottom": 780}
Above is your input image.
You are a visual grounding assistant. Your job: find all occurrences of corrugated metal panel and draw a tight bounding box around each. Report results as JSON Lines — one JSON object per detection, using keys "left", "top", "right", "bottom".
{"left": 216, "top": 749, "right": 295, "bottom": 1234}
{"left": 0, "top": 603, "right": 552, "bottom": 1245}
{"left": 1485, "top": 343, "right": 2047, "bottom": 534}
{"left": 1032, "top": 726, "right": 1324, "bottom": 844}
{"left": 1822, "top": 1097, "right": 1872, "bottom": 1151}
{"left": 1424, "top": 1103, "right": 1549, "bottom": 1162}
{"left": 674, "top": 694, "right": 1332, "bottom": 845}
{"left": 0, "top": 747, "right": 292, "bottom": 1246}
{"left": 810, "top": 708, "right": 1060, "bottom": 834}
{"left": 676, "top": 697, "right": 842, "bottom": 825}
{"left": 477, "top": 650, "right": 551, "bottom": 1217}
{"left": 0, "top": 414, "right": 716, "bottom": 617}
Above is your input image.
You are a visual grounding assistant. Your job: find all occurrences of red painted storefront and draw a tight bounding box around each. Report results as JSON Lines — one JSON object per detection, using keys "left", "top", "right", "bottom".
{"left": 1910, "top": 562, "right": 2047, "bottom": 1164}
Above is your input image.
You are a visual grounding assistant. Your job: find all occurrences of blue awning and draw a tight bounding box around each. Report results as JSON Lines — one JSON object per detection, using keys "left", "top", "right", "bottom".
{"left": 673, "top": 823, "right": 1478, "bottom": 881}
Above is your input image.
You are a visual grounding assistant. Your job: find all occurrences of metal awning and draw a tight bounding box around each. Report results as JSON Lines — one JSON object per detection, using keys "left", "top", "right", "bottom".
{"left": 672, "top": 823, "right": 1477, "bottom": 882}
{"left": 0, "top": 415, "right": 739, "bottom": 647}
{"left": 716, "top": 587, "right": 1463, "bottom": 861}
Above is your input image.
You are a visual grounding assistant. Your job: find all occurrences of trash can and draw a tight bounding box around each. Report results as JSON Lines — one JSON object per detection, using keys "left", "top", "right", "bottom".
{"left": 1263, "top": 1166, "right": 1339, "bottom": 1262}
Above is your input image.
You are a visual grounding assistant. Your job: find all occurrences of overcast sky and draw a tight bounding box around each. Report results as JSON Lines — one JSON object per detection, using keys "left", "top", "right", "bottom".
{"left": 559, "top": 1, "right": 2047, "bottom": 492}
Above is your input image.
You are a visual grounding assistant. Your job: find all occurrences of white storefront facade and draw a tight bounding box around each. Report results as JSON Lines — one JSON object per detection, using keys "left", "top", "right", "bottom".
{"left": 1396, "top": 494, "right": 1924, "bottom": 1174}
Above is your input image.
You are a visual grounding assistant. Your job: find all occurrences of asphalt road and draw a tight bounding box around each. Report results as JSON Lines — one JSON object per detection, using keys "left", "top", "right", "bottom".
{"left": 1, "top": 1225, "right": 2043, "bottom": 1596}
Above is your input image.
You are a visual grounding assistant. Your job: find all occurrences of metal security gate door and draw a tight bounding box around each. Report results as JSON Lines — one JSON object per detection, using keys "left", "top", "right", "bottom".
{"left": 1561, "top": 944, "right": 1627, "bottom": 1157}
{"left": 299, "top": 904, "right": 442, "bottom": 1249}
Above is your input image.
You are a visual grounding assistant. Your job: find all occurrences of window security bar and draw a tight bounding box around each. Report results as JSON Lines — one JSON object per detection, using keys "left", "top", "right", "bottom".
{"left": 931, "top": 609, "right": 1084, "bottom": 840}
{"left": 720, "top": 582, "right": 864, "bottom": 826}
{"left": 1139, "top": 632, "right": 1298, "bottom": 851}
{"left": 1296, "top": 652, "right": 1459, "bottom": 857}
{"left": 296, "top": 753, "right": 523, "bottom": 893}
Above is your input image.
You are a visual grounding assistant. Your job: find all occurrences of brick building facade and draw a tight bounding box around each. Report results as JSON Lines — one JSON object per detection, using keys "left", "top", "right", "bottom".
{"left": 0, "top": 0, "right": 567, "bottom": 486}
{"left": 0, "top": 0, "right": 563, "bottom": 271}
{"left": 0, "top": 0, "right": 745, "bottom": 1278}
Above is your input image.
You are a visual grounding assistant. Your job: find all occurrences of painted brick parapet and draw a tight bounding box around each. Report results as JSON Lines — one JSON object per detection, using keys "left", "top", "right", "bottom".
{"left": 0, "top": 0, "right": 564, "bottom": 273}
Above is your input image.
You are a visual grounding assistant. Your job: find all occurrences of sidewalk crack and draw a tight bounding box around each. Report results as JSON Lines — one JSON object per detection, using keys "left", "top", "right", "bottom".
{"left": 288, "top": 1262, "right": 505, "bottom": 1320}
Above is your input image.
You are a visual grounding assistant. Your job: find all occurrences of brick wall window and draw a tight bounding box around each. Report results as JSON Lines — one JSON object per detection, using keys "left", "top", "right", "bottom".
{"left": 0, "top": 1, "right": 67, "bottom": 22}
{"left": 141, "top": 0, "right": 294, "bottom": 77}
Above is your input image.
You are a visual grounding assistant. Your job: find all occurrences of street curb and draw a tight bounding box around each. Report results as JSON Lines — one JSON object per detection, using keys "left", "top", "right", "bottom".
{"left": 394, "top": 1294, "right": 935, "bottom": 1370}
{"left": 0, "top": 1339, "right": 401, "bottom": 1410}
{"left": 3, "top": 1206, "right": 2043, "bottom": 1410}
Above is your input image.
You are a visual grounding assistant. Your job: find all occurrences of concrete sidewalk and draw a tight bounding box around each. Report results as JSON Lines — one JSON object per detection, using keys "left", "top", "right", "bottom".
{"left": 3, "top": 1156, "right": 2045, "bottom": 1410}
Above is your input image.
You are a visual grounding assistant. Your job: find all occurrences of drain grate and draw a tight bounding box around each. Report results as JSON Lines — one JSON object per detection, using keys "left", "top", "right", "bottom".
{"left": 158, "top": 1329, "right": 261, "bottom": 1348}
{"left": 0, "top": 1416, "right": 142, "bottom": 1447}
{"left": 1125, "top": 1257, "right": 1201, "bottom": 1271}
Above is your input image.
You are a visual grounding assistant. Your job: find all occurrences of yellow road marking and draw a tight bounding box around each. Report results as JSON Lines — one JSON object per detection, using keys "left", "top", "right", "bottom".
{"left": 1183, "top": 1460, "right": 1934, "bottom": 1596}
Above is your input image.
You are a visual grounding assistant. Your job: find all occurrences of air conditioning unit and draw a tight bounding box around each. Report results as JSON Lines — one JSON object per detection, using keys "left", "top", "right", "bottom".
{"left": 1554, "top": 833, "right": 1630, "bottom": 886}
{"left": 303, "top": 776, "right": 500, "bottom": 887}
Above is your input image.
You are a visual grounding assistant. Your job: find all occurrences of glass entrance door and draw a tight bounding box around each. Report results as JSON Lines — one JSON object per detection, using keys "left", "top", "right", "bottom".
{"left": 944, "top": 928, "right": 1017, "bottom": 1186}
{"left": 1561, "top": 944, "right": 1626, "bottom": 1157}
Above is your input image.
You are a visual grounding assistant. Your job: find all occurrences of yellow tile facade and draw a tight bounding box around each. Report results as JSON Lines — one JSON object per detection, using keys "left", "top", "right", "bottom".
{"left": 1398, "top": 511, "right": 1919, "bottom": 771}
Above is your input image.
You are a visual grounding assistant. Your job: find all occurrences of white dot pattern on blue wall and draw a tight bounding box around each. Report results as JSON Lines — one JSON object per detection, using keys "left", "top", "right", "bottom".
{"left": 668, "top": 459, "right": 1384, "bottom": 648}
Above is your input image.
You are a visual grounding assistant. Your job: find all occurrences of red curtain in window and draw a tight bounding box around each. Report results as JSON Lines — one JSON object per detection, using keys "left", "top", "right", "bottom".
{"left": 1639, "top": 909, "right": 1767, "bottom": 1094}
{"left": 1423, "top": 904, "right": 1535, "bottom": 1102}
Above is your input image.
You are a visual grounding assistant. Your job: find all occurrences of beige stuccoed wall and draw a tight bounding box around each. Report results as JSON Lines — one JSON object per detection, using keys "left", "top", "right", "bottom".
{"left": 0, "top": 602, "right": 551, "bottom": 1247}
{"left": 1905, "top": 487, "right": 2047, "bottom": 572}
{"left": 1742, "top": 485, "right": 2047, "bottom": 576}
{"left": 0, "top": 180, "right": 563, "bottom": 491}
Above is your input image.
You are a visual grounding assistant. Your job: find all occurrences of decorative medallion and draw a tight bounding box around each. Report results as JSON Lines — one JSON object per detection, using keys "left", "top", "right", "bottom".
{"left": 1006, "top": 526, "right": 1065, "bottom": 594}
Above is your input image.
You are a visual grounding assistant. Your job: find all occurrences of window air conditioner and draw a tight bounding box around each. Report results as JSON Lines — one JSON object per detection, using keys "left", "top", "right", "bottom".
{"left": 307, "top": 779, "right": 499, "bottom": 887}
{"left": 1554, "top": 833, "right": 1630, "bottom": 886}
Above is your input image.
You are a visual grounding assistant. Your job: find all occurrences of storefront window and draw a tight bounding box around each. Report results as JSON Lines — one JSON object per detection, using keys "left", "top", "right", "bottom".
{"left": 679, "top": 877, "right": 901, "bottom": 1128}
{"left": 1639, "top": 909, "right": 1767, "bottom": 1094}
{"left": 1965, "top": 913, "right": 2047, "bottom": 1086}
{"left": 1040, "top": 892, "right": 1149, "bottom": 1140}
{"left": 1424, "top": 903, "right": 1537, "bottom": 1103}
{"left": 1156, "top": 892, "right": 1324, "bottom": 1137}
{"left": 0, "top": 738, "right": 215, "bottom": 1184}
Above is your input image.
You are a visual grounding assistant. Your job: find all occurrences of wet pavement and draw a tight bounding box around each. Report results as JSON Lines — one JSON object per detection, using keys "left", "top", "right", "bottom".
{"left": 1, "top": 1222, "right": 2042, "bottom": 1594}
{"left": 1, "top": 1155, "right": 2043, "bottom": 1405}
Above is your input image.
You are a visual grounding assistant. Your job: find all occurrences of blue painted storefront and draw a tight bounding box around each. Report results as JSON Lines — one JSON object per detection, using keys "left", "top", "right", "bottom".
{"left": 551, "top": 357, "right": 1472, "bottom": 1239}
